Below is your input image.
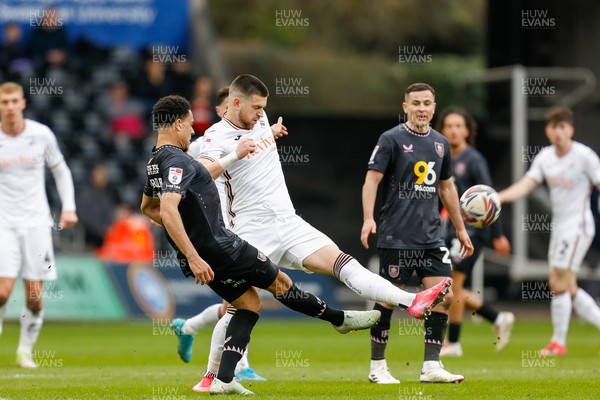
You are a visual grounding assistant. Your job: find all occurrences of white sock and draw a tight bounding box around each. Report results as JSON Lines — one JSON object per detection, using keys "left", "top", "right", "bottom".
{"left": 550, "top": 292, "right": 571, "bottom": 346}
{"left": 17, "top": 307, "right": 44, "bottom": 355}
{"left": 206, "top": 310, "right": 233, "bottom": 374}
{"left": 370, "top": 359, "right": 388, "bottom": 371}
{"left": 0, "top": 303, "right": 7, "bottom": 335}
{"left": 235, "top": 346, "right": 250, "bottom": 374}
{"left": 338, "top": 259, "right": 415, "bottom": 307}
{"left": 182, "top": 303, "right": 222, "bottom": 335}
{"left": 572, "top": 288, "right": 600, "bottom": 330}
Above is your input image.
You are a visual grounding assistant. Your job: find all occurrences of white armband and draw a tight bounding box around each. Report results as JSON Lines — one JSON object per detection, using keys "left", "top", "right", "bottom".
{"left": 218, "top": 152, "right": 239, "bottom": 170}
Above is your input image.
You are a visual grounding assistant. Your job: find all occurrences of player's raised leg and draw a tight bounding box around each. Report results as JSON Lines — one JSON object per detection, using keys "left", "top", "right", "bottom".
{"left": 303, "top": 245, "right": 451, "bottom": 319}
{"left": 462, "top": 291, "right": 515, "bottom": 353}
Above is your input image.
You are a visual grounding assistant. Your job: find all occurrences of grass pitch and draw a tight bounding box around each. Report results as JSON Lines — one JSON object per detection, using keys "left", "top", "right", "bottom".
{"left": 1, "top": 318, "right": 600, "bottom": 399}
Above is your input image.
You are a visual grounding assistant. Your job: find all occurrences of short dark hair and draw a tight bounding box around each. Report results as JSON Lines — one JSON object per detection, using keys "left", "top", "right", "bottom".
{"left": 230, "top": 74, "right": 269, "bottom": 98}
{"left": 216, "top": 86, "right": 229, "bottom": 106}
{"left": 435, "top": 107, "right": 478, "bottom": 146}
{"left": 152, "top": 95, "right": 191, "bottom": 130}
{"left": 545, "top": 107, "right": 573, "bottom": 126}
{"left": 405, "top": 83, "right": 435, "bottom": 101}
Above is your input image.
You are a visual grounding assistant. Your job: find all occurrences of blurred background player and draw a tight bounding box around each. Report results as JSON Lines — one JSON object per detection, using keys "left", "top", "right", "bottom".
{"left": 499, "top": 107, "right": 600, "bottom": 356}
{"left": 435, "top": 107, "right": 514, "bottom": 357}
{"left": 0, "top": 81, "right": 78, "bottom": 368}
{"left": 361, "top": 83, "right": 474, "bottom": 384}
{"left": 188, "top": 74, "right": 452, "bottom": 391}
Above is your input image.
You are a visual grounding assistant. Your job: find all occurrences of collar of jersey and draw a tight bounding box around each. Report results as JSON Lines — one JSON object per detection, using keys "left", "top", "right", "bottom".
{"left": 152, "top": 144, "right": 184, "bottom": 153}
{"left": 402, "top": 123, "right": 430, "bottom": 137}
{"left": 223, "top": 114, "right": 247, "bottom": 131}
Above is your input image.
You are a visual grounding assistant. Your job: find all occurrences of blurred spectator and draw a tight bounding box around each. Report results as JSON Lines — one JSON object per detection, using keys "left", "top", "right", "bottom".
{"left": 76, "top": 164, "right": 116, "bottom": 248}
{"left": 96, "top": 203, "right": 155, "bottom": 263}
{"left": 167, "top": 61, "right": 195, "bottom": 99}
{"left": 100, "top": 81, "right": 146, "bottom": 141}
{"left": 27, "top": 7, "right": 70, "bottom": 71}
{"left": 190, "top": 75, "right": 215, "bottom": 136}
{"left": 0, "top": 23, "right": 33, "bottom": 78}
{"left": 129, "top": 54, "right": 170, "bottom": 111}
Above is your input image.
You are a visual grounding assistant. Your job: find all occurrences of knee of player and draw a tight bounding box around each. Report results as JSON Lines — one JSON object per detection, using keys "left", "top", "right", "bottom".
{"left": 271, "top": 271, "right": 293, "bottom": 296}
{"left": 25, "top": 298, "right": 43, "bottom": 314}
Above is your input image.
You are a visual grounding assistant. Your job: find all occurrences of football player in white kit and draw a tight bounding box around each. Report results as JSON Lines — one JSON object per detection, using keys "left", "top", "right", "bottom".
{"left": 499, "top": 107, "right": 600, "bottom": 356}
{"left": 0, "top": 82, "right": 78, "bottom": 368}
{"left": 182, "top": 74, "right": 452, "bottom": 390}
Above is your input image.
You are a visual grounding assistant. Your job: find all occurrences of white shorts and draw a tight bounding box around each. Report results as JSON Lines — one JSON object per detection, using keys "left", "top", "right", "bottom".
{"left": 0, "top": 226, "right": 57, "bottom": 281}
{"left": 232, "top": 214, "right": 335, "bottom": 272}
{"left": 548, "top": 233, "right": 593, "bottom": 272}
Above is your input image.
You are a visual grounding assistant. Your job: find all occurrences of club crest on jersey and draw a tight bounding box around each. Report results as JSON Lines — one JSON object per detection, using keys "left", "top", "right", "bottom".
{"left": 257, "top": 251, "right": 267, "bottom": 262}
{"left": 388, "top": 265, "right": 400, "bottom": 279}
{"left": 434, "top": 142, "right": 444, "bottom": 158}
{"left": 403, "top": 144, "right": 414, "bottom": 153}
{"left": 168, "top": 167, "right": 183, "bottom": 184}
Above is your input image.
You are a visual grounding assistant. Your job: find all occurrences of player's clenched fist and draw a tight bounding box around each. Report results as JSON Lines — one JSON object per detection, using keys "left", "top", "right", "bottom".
{"left": 235, "top": 138, "right": 256, "bottom": 159}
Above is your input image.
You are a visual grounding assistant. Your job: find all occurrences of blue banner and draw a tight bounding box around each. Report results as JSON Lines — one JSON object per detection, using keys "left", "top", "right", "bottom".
{"left": 0, "top": 0, "right": 189, "bottom": 50}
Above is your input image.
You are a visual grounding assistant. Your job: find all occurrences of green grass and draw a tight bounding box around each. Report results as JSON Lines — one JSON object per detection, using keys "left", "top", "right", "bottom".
{"left": 1, "top": 318, "right": 600, "bottom": 399}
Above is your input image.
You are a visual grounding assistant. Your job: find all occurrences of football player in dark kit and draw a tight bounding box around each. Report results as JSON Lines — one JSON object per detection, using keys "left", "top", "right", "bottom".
{"left": 361, "top": 83, "right": 474, "bottom": 384}
{"left": 435, "top": 107, "right": 514, "bottom": 358}
{"left": 140, "top": 95, "right": 381, "bottom": 395}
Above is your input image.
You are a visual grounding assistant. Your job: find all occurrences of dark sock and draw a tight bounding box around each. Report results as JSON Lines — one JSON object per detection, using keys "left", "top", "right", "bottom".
{"left": 424, "top": 312, "right": 448, "bottom": 362}
{"left": 476, "top": 302, "right": 499, "bottom": 324}
{"left": 216, "top": 309, "right": 259, "bottom": 383}
{"left": 371, "top": 304, "right": 393, "bottom": 360}
{"left": 447, "top": 323, "right": 461, "bottom": 343}
{"left": 275, "top": 284, "right": 344, "bottom": 326}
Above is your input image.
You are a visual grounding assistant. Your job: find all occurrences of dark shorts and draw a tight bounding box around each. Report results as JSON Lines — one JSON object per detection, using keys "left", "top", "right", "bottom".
{"left": 206, "top": 244, "right": 279, "bottom": 304}
{"left": 378, "top": 247, "right": 453, "bottom": 285}
{"left": 445, "top": 235, "right": 484, "bottom": 275}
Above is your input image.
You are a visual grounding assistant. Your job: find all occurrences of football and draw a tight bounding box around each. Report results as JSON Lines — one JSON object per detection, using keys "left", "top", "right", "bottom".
{"left": 459, "top": 184, "right": 501, "bottom": 228}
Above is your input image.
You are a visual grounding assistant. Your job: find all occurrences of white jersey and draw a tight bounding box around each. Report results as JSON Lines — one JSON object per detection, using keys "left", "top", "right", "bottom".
{"left": 0, "top": 119, "right": 65, "bottom": 228}
{"left": 188, "top": 138, "right": 228, "bottom": 221}
{"left": 197, "top": 112, "right": 295, "bottom": 227}
{"left": 526, "top": 141, "right": 600, "bottom": 236}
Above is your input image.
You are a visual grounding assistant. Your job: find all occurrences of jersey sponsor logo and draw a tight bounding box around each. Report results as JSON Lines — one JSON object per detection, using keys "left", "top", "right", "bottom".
{"left": 246, "top": 135, "right": 275, "bottom": 158}
{"left": 368, "top": 145, "right": 379, "bottom": 164}
{"left": 388, "top": 264, "right": 400, "bottom": 278}
{"left": 413, "top": 161, "right": 437, "bottom": 192}
{"left": 168, "top": 167, "right": 183, "bottom": 184}
{"left": 146, "top": 164, "right": 159, "bottom": 175}
{"left": 402, "top": 144, "right": 414, "bottom": 153}
{"left": 434, "top": 142, "right": 444, "bottom": 158}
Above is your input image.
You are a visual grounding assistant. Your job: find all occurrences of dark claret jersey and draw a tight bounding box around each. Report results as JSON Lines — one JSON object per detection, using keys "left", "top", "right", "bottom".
{"left": 143, "top": 145, "right": 246, "bottom": 277}
{"left": 368, "top": 124, "right": 452, "bottom": 249}
{"left": 444, "top": 146, "right": 503, "bottom": 241}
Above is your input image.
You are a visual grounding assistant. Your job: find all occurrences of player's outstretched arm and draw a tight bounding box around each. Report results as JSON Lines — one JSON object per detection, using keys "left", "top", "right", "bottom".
{"left": 160, "top": 192, "right": 215, "bottom": 285}
{"left": 498, "top": 176, "right": 538, "bottom": 205}
{"left": 439, "top": 178, "right": 474, "bottom": 258}
{"left": 141, "top": 193, "right": 162, "bottom": 225}
{"left": 197, "top": 138, "right": 256, "bottom": 179}
{"left": 271, "top": 116, "right": 288, "bottom": 139}
{"left": 361, "top": 170, "right": 384, "bottom": 249}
